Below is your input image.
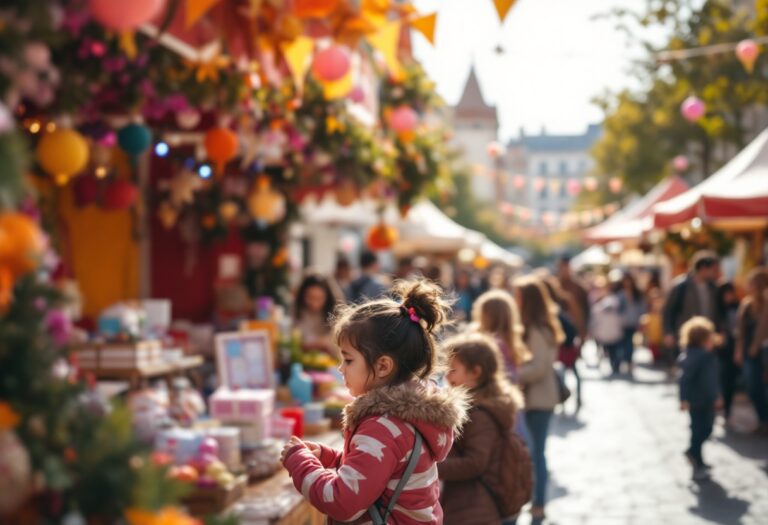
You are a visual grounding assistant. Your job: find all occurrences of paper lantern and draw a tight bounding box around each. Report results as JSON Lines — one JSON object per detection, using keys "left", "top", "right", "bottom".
{"left": 486, "top": 141, "right": 504, "bottom": 158}
{"left": 88, "top": 0, "right": 166, "bottom": 31}
{"left": 247, "top": 177, "right": 286, "bottom": 224}
{"left": 204, "top": 127, "right": 239, "bottom": 175}
{"left": 103, "top": 180, "right": 139, "bottom": 210}
{"left": 736, "top": 39, "right": 759, "bottom": 73}
{"left": 367, "top": 223, "right": 398, "bottom": 251}
{"left": 681, "top": 96, "right": 706, "bottom": 123}
{"left": 609, "top": 177, "right": 623, "bottom": 194}
{"left": 583, "top": 176, "right": 598, "bottom": 192}
{"left": 292, "top": 0, "right": 340, "bottom": 18}
{"left": 566, "top": 179, "right": 581, "bottom": 196}
{"left": 672, "top": 155, "right": 689, "bottom": 172}
{"left": 312, "top": 46, "right": 351, "bottom": 82}
{"left": 389, "top": 106, "right": 418, "bottom": 134}
{"left": 0, "top": 213, "right": 45, "bottom": 278}
{"left": 36, "top": 128, "right": 89, "bottom": 185}
{"left": 513, "top": 175, "right": 526, "bottom": 190}
{"left": 117, "top": 123, "right": 152, "bottom": 163}
{"left": 533, "top": 177, "right": 545, "bottom": 192}
{"left": 73, "top": 174, "right": 99, "bottom": 207}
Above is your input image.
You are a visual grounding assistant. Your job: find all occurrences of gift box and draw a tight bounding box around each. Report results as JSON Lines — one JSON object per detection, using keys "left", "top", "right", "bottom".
{"left": 75, "top": 340, "right": 163, "bottom": 369}
{"left": 155, "top": 428, "right": 205, "bottom": 465}
{"left": 232, "top": 419, "right": 272, "bottom": 448}
{"left": 204, "top": 427, "right": 241, "bottom": 470}
{"left": 209, "top": 388, "right": 274, "bottom": 423}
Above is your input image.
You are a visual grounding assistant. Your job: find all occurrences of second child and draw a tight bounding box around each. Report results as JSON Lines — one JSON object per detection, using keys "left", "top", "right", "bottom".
{"left": 678, "top": 316, "right": 722, "bottom": 481}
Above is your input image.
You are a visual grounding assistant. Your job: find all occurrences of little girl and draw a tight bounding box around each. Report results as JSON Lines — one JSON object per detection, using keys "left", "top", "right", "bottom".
{"left": 439, "top": 332, "right": 524, "bottom": 525}
{"left": 281, "top": 280, "right": 469, "bottom": 524}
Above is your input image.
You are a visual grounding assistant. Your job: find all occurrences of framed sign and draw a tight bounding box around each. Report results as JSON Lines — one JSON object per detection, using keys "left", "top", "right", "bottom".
{"left": 215, "top": 330, "right": 274, "bottom": 389}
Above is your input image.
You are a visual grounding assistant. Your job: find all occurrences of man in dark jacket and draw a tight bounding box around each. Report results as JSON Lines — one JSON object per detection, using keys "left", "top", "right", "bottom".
{"left": 347, "top": 251, "right": 388, "bottom": 303}
{"left": 678, "top": 316, "right": 721, "bottom": 481}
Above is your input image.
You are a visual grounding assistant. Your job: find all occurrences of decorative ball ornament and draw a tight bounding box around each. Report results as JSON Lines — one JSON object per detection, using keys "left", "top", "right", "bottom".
{"left": 609, "top": 177, "right": 623, "bottom": 194}
{"left": 204, "top": 127, "right": 239, "bottom": 176}
{"left": 736, "top": 39, "right": 760, "bottom": 73}
{"left": 533, "top": 177, "right": 546, "bottom": 192}
{"left": 312, "top": 45, "right": 351, "bottom": 82}
{"left": 0, "top": 431, "right": 31, "bottom": 515}
{"left": 103, "top": 180, "right": 139, "bottom": 210}
{"left": 388, "top": 106, "right": 418, "bottom": 134}
{"left": 672, "top": 155, "right": 690, "bottom": 172}
{"left": 36, "top": 128, "right": 89, "bottom": 185}
{"left": 513, "top": 175, "right": 526, "bottom": 190}
{"left": 0, "top": 213, "right": 45, "bottom": 278}
{"left": 566, "top": 179, "right": 581, "bottom": 196}
{"left": 367, "top": 223, "right": 398, "bottom": 251}
{"left": 117, "top": 123, "right": 152, "bottom": 164}
{"left": 486, "top": 141, "right": 504, "bottom": 158}
{"left": 681, "top": 96, "right": 706, "bottom": 123}
{"left": 292, "top": 0, "right": 341, "bottom": 18}
{"left": 247, "top": 176, "right": 286, "bottom": 225}
{"left": 349, "top": 85, "right": 365, "bottom": 104}
{"left": 583, "top": 176, "right": 599, "bottom": 192}
{"left": 88, "top": 0, "right": 166, "bottom": 31}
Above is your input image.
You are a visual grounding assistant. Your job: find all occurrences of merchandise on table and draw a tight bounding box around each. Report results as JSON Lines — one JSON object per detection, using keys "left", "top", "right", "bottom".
{"left": 75, "top": 340, "right": 164, "bottom": 369}
{"left": 209, "top": 387, "right": 275, "bottom": 423}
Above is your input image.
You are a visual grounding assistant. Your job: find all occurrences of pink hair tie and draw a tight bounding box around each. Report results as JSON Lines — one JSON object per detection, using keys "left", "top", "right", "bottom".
{"left": 400, "top": 303, "right": 421, "bottom": 324}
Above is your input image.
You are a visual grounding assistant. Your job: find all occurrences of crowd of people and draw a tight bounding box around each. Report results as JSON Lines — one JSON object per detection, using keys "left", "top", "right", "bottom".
{"left": 282, "top": 248, "right": 768, "bottom": 524}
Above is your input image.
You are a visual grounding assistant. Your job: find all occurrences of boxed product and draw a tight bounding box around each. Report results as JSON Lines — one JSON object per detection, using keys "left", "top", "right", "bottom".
{"left": 76, "top": 340, "right": 163, "bottom": 369}
{"left": 205, "top": 427, "right": 242, "bottom": 470}
{"left": 232, "top": 419, "right": 272, "bottom": 448}
{"left": 209, "top": 387, "right": 274, "bottom": 423}
{"left": 155, "top": 427, "right": 206, "bottom": 465}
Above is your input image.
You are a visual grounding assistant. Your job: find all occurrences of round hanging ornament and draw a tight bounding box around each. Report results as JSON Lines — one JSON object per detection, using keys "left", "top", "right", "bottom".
{"left": 36, "top": 128, "right": 89, "bottom": 185}
{"left": 736, "top": 39, "right": 760, "bottom": 73}
{"left": 247, "top": 177, "right": 286, "bottom": 225}
{"left": 312, "top": 45, "right": 351, "bottom": 82}
{"left": 103, "top": 179, "right": 139, "bottom": 210}
{"left": 681, "top": 96, "right": 706, "bottom": 123}
{"left": 88, "top": 0, "right": 166, "bottom": 32}
{"left": 0, "top": 212, "right": 45, "bottom": 278}
{"left": 367, "top": 223, "right": 398, "bottom": 251}
{"left": 204, "top": 126, "right": 239, "bottom": 176}
{"left": 117, "top": 123, "right": 152, "bottom": 165}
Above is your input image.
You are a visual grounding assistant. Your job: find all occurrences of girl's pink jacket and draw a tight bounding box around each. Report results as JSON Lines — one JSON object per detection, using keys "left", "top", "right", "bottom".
{"left": 283, "top": 382, "right": 468, "bottom": 524}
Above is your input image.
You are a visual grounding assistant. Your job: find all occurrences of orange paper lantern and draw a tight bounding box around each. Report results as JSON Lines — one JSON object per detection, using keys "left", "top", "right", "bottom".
{"left": 0, "top": 213, "right": 45, "bottom": 278}
{"left": 367, "top": 223, "right": 398, "bottom": 251}
{"left": 204, "top": 127, "right": 239, "bottom": 175}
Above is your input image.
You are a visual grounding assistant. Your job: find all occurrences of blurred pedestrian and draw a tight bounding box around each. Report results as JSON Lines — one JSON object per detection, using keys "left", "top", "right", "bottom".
{"left": 348, "top": 250, "right": 388, "bottom": 303}
{"left": 590, "top": 277, "right": 624, "bottom": 376}
{"left": 678, "top": 316, "right": 722, "bottom": 481}
{"left": 716, "top": 282, "right": 741, "bottom": 423}
{"left": 640, "top": 288, "right": 665, "bottom": 364}
{"left": 294, "top": 272, "right": 344, "bottom": 359}
{"left": 662, "top": 251, "right": 720, "bottom": 369}
{"left": 513, "top": 276, "right": 565, "bottom": 522}
{"left": 735, "top": 267, "right": 768, "bottom": 434}
{"left": 334, "top": 257, "right": 353, "bottom": 302}
{"left": 556, "top": 256, "right": 590, "bottom": 343}
{"left": 453, "top": 268, "right": 478, "bottom": 322}
{"left": 617, "top": 272, "right": 646, "bottom": 375}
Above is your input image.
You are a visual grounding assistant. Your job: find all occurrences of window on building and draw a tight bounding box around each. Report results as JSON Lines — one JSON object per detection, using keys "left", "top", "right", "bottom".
{"left": 559, "top": 182, "right": 567, "bottom": 198}
{"left": 559, "top": 161, "right": 568, "bottom": 175}
{"left": 538, "top": 162, "right": 548, "bottom": 176}
{"left": 578, "top": 159, "right": 587, "bottom": 173}
{"left": 540, "top": 185, "right": 548, "bottom": 199}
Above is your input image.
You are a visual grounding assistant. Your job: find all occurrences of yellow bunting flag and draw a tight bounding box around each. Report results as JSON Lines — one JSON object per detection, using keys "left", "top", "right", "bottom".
{"left": 119, "top": 31, "right": 138, "bottom": 59}
{"left": 281, "top": 36, "right": 314, "bottom": 93}
{"left": 367, "top": 20, "right": 403, "bottom": 81}
{"left": 187, "top": 0, "right": 222, "bottom": 27}
{"left": 410, "top": 13, "right": 437, "bottom": 45}
{"left": 493, "top": 0, "right": 517, "bottom": 23}
{"left": 323, "top": 70, "right": 353, "bottom": 100}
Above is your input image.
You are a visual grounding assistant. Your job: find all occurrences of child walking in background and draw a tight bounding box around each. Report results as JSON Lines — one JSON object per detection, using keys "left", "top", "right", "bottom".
{"left": 678, "top": 316, "right": 722, "bottom": 481}
{"left": 640, "top": 288, "right": 665, "bottom": 364}
{"left": 281, "top": 280, "right": 469, "bottom": 525}
{"left": 439, "top": 332, "right": 529, "bottom": 525}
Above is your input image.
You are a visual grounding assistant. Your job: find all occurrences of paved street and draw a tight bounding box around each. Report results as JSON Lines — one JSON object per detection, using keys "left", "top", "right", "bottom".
{"left": 517, "top": 345, "right": 768, "bottom": 525}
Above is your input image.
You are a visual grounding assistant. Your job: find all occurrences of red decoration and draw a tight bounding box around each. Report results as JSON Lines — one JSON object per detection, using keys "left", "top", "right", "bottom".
{"left": 312, "top": 45, "right": 351, "bottom": 82}
{"left": 103, "top": 180, "right": 139, "bottom": 210}
{"left": 204, "top": 127, "right": 239, "bottom": 175}
{"left": 88, "top": 0, "right": 166, "bottom": 32}
{"left": 389, "top": 106, "right": 418, "bottom": 134}
{"left": 292, "top": 0, "right": 341, "bottom": 18}
{"left": 367, "top": 223, "right": 398, "bottom": 251}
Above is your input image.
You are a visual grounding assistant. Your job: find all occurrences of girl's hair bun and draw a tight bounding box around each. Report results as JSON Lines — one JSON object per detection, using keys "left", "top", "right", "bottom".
{"left": 392, "top": 279, "right": 452, "bottom": 334}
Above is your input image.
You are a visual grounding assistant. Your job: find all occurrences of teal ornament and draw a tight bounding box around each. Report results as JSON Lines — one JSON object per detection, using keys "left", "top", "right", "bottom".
{"left": 117, "top": 123, "right": 152, "bottom": 165}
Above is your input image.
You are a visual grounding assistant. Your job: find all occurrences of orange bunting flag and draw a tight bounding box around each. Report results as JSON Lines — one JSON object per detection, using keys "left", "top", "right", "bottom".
{"left": 281, "top": 37, "right": 315, "bottom": 93}
{"left": 410, "top": 13, "right": 437, "bottom": 45}
{"left": 367, "top": 20, "right": 404, "bottom": 80}
{"left": 187, "top": 0, "right": 222, "bottom": 27}
{"left": 493, "top": 0, "right": 517, "bottom": 23}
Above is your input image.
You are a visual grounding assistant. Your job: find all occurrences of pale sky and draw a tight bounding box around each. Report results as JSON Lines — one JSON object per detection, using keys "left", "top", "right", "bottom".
{"left": 412, "top": 0, "right": 666, "bottom": 141}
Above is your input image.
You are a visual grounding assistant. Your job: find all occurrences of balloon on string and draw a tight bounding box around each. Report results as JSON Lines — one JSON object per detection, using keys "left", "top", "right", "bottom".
{"left": 103, "top": 179, "right": 139, "bottom": 210}
{"left": 672, "top": 155, "right": 689, "bottom": 172}
{"left": 312, "top": 45, "right": 351, "bottom": 82}
{"left": 204, "top": 127, "right": 239, "bottom": 176}
{"left": 388, "top": 106, "right": 418, "bottom": 134}
{"left": 566, "top": 178, "right": 581, "bottom": 196}
{"left": 736, "top": 39, "right": 759, "bottom": 73}
{"left": 88, "top": 0, "right": 166, "bottom": 31}
{"left": 36, "top": 128, "right": 90, "bottom": 185}
{"left": 117, "top": 123, "right": 152, "bottom": 165}
{"left": 367, "top": 223, "right": 398, "bottom": 251}
{"left": 681, "top": 96, "right": 706, "bottom": 123}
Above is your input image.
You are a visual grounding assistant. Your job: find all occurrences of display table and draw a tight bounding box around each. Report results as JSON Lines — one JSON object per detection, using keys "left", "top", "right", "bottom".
{"left": 237, "top": 431, "right": 344, "bottom": 525}
{"left": 80, "top": 355, "right": 204, "bottom": 381}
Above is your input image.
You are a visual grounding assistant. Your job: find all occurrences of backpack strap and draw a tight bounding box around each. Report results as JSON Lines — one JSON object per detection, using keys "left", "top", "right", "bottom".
{"left": 368, "top": 430, "right": 423, "bottom": 525}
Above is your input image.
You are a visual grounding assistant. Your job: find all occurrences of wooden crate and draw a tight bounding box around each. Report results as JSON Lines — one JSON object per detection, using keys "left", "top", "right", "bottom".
{"left": 182, "top": 475, "right": 247, "bottom": 517}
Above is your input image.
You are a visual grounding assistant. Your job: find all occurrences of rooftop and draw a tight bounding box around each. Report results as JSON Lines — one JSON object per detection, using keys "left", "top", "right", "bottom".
{"left": 453, "top": 67, "right": 498, "bottom": 124}
{"left": 508, "top": 124, "right": 602, "bottom": 152}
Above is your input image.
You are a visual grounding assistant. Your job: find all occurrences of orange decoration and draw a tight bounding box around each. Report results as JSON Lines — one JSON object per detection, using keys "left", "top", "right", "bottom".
{"left": 271, "top": 247, "right": 289, "bottom": 267}
{"left": 367, "top": 223, "right": 398, "bottom": 251}
{"left": 125, "top": 506, "right": 201, "bottom": 525}
{"left": 292, "top": 0, "right": 340, "bottom": 18}
{"left": 204, "top": 127, "right": 239, "bottom": 176}
{"left": 0, "top": 213, "right": 45, "bottom": 278}
{"left": 0, "top": 401, "right": 20, "bottom": 430}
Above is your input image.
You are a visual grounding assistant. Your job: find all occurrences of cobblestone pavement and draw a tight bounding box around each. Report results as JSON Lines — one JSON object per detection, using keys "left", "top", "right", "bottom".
{"left": 515, "top": 345, "right": 768, "bottom": 525}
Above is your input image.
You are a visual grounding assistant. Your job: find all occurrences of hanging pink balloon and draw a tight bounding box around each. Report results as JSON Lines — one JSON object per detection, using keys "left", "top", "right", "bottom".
{"left": 88, "top": 0, "right": 166, "bottom": 32}
{"left": 389, "top": 106, "right": 418, "bottom": 134}
{"left": 513, "top": 175, "right": 526, "bottom": 189}
{"left": 736, "top": 39, "right": 760, "bottom": 73}
{"left": 312, "top": 45, "right": 351, "bottom": 82}
{"left": 672, "top": 155, "right": 689, "bottom": 172}
{"left": 567, "top": 179, "right": 581, "bottom": 196}
{"left": 681, "top": 96, "right": 706, "bottom": 123}
{"left": 349, "top": 85, "right": 365, "bottom": 104}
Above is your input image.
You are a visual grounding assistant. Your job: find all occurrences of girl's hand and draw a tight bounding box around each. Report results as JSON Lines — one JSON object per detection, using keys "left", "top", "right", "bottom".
{"left": 281, "top": 436, "right": 305, "bottom": 464}
{"left": 304, "top": 441, "right": 322, "bottom": 459}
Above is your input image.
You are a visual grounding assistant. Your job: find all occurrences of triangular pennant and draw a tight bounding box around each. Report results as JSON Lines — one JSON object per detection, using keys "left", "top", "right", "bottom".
{"left": 322, "top": 70, "right": 354, "bottom": 100}
{"left": 186, "top": 0, "right": 222, "bottom": 28}
{"left": 410, "top": 13, "right": 437, "bottom": 45}
{"left": 367, "top": 20, "right": 403, "bottom": 80}
{"left": 493, "top": 0, "right": 517, "bottom": 23}
{"left": 281, "top": 36, "right": 315, "bottom": 93}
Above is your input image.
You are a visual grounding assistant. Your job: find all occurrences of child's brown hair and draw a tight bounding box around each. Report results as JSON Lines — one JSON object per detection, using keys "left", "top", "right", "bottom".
{"left": 472, "top": 289, "right": 531, "bottom": 366}
{"left": 679, "top": 316, "right": 716, "bottom": 349}
{"left": 333, "top": 279, "right": 451, "bottom": 385}
{"left": 442, "top": 332, "right": 523, "bottom": 406}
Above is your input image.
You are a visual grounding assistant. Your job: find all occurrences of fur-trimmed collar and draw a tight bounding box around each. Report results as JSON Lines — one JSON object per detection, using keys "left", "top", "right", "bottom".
{"left": 343, "top": 381, "right": 469, "bottom": 433}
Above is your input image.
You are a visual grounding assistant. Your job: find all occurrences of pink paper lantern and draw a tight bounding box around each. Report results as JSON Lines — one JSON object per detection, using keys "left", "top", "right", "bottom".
{"left": 681, "top": 96, "right": 706, "bottom": 123}
{"left": 88, "top": 0, "right": 166, "bottom": 31}
{"left": 672, "top": 155, "right": 689, "bottom": 172}
{"left": 736, "top": 39, "right": 760, "bottom": 73}
{"left": 312, "top": 45, "right": 351, "bottom": 82}
{"left": 609, "top": 177, "right": 623, "bottom": 194}
{"left": 389, "top": 106, "right": 418, "bottom": 134}
{"left": 566, "top": 178, "right": 581, "bottom": 196}
{"left": 533, "top": 177, "right": 545, "bottom": 192}
{"left": 583, "top": 176, "right": 598, "bottom": 192}
{"left": 349, "top": 85, "right": 365, "bottom": 104}
{"left": 513, "top": 175, "right": 526, "bottom": 190}
{"left": 486, "top": 141, "right": 504, "bottom": 158}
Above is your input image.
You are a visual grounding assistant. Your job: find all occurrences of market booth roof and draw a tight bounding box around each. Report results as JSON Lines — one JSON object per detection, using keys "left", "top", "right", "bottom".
{"left": 653, "top": 127, "right": 768, "bottom": 230}
{"left": 584, "top": 176, "right": 689, "bottom": 244}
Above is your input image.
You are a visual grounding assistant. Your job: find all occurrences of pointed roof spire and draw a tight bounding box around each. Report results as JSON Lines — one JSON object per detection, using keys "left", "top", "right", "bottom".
{"left": 454, "top": 66, "right": 498, "bottom": 124}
